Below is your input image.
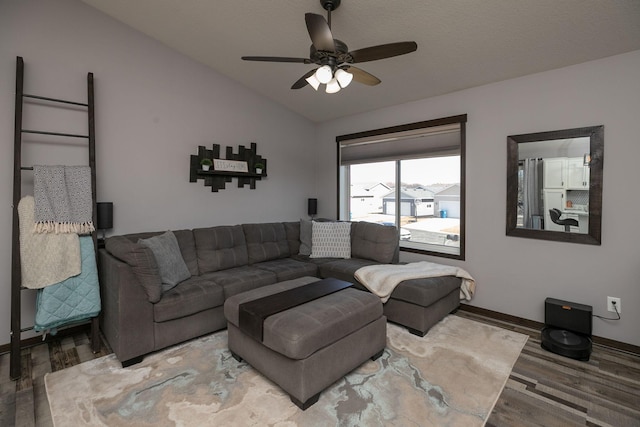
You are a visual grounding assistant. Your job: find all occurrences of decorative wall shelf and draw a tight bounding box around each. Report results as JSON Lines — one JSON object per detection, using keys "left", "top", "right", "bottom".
{"left": 189, "top": 143, "right": 267, "bottom": 192}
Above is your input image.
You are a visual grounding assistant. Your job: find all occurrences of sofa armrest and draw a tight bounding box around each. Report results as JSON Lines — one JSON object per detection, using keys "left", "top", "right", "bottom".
{"left": 99, "top": 249, "right": 155, "bottom": 363}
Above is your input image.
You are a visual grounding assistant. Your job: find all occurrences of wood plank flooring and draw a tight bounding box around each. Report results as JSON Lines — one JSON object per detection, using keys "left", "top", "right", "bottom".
{"left": 1, "top": 311, "right": 638, "bottom": 426}
{"left": 457, "top": 310, "right": 640, "bottom": 427}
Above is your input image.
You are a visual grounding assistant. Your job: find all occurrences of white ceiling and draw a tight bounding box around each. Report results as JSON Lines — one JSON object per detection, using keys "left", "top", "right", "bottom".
{"left": 81, "top": 0, "right": 640, "bottom": 123}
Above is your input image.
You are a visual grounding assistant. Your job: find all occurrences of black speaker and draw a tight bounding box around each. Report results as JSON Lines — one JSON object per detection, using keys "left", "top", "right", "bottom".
{"left": 97, "top": 202, "right": 113, "bottom": 230}
{"left": 541, "top": 298, "right": 592, "bottom": 361}
{"left": 307, "top": 198, "right": 317, "bottom": 216}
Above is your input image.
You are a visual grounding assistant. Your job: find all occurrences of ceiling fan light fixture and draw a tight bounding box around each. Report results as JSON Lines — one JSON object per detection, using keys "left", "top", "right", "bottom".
{"left": 325, "top": 77, "right": 341, "bottom": 93}
{"left": 335, "top": 68, "right": 353, "bottom": 88}
{"left": 305, "top": 73, "right": 321, "bottom": 90}
{"left": 315, "top": 65, "right": 333, "bottom": 84}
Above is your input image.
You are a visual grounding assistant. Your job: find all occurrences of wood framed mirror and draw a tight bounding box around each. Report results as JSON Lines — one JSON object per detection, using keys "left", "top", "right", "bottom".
{"left": 506, "top": 125, "right": 603, "bottom": 245}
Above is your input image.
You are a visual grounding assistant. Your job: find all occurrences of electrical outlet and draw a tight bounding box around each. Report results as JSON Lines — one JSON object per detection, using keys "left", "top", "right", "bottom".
{"left": 607, "top": 296, "right": 621, "bottom": 314}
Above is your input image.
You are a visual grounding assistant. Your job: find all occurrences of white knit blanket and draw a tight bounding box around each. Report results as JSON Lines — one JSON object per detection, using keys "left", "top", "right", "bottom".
{"left": 354, "top": 261, "right": 476, "bottom": 303}
{"left": 18, "top": 196, "right": 81, "bottom": 289}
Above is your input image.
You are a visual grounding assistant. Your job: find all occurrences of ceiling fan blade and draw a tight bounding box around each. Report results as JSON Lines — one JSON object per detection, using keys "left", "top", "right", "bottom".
{"left": 242, "top": 56, "right": 311, "bottom": 64}
{"left": 344, "top": 66, "right": 381, "bottom": 86}
{"left": 305, "top": 13, "right": 335, "bottom": 52}
{"left": 291, "top": 69, "right": 317, "bottom": 89}
{"left": 349, "top": 41, "right": 418, "bottom": 63}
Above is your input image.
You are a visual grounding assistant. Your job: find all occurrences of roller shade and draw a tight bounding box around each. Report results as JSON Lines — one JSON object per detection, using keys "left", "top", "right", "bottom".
{"left": 340, "top": 123, "right": 461, "bottom": 165}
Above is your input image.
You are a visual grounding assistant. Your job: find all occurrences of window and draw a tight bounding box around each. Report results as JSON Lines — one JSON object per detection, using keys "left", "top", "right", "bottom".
{"left": 337, "top": 115, "right": 466, "bottom": 260}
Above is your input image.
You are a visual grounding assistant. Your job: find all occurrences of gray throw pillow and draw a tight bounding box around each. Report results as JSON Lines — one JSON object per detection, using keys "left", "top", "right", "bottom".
{"left": 298, "top": 219, "right": 312, "bottom": 256}
{"left": 138, "top": 231, "right": 191, "bottom": 292}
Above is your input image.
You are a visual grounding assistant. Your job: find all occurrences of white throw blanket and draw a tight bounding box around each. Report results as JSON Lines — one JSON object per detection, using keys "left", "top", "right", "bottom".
{"left": 18, "top": 196, "right": 81, "bottom": 289}
{"left": 354, "top": 261, "right": 476, "bottom": 303}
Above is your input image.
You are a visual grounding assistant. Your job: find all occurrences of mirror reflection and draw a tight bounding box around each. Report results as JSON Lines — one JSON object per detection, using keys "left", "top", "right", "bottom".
{"left": 506, "top": 126, "right": 603, "bottom": 245}
{"left": 517, "top": 137, "right": 590, "bottom": 233}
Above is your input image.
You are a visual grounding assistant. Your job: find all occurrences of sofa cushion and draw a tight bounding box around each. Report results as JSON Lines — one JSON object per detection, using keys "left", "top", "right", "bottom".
{"left": 242, "top": 223, "right": 290, "bottom": 264}
{"left": 153, "top": 276, "right": 225, "bottom": 323}
{"left": 252, "top": 258, "right": 318, "bottom": 282}
{"left": 318, "top": 258, "right": 381, "bottom": 284}
{"left": 298, "top": 219, "right": 312, "bottom": 255}
{"left": 105, "top": 236, "right": 163, "bottom": 303}
{"left": 201, "top": 266, "right": 277, "bottom": 299}
{"left": 111, "top": 229, "right": 199, "bottom": 276}
{"left": 138, "top": 231, "right": 191, "bottom": 292}
{"left": 310, "top": 221, "right": 351, "bottom": 259}
{"left": 388, "top": 275, "right": 462, "bottom": 306}
{"left": 351, "top": 222, "right": 398, "bottom": 264}
{"left": 172, "top": 230, "right": 199, "bottom": 276}
{"left": 193, "top": 225, "right": 248, "bottom": 274}
{"left": 283, "top": 221, "right": 301, "bottom": 255}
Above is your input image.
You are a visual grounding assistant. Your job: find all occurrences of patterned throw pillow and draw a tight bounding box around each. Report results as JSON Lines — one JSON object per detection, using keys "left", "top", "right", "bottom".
{"left": 310, "top": 221, "right": 351, "bottom": 259}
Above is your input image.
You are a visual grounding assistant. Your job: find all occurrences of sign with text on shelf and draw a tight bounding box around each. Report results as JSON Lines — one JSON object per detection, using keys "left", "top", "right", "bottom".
{"left": 213, "top": 159, "right": 249, "bottom": 173}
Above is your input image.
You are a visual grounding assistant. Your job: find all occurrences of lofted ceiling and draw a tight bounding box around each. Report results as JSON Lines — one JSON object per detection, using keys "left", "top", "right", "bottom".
{"left": 80, "top": 0, "right": 640, "bottom": 123}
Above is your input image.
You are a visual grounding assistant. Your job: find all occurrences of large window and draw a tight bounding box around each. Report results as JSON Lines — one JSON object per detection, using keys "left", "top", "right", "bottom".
{"left": 337, "top": 115, "right": 466, "bottom": 259}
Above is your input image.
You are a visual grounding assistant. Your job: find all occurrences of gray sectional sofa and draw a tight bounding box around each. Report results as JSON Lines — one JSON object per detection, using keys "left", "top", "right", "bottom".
{"left": 98, "top": 220, "right": 461, "bottom": 366}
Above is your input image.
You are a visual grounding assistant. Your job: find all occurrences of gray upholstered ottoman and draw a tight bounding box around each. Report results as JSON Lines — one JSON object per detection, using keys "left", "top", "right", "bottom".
{"left": 224, "top": 276, "right": 386, "bottom": 410}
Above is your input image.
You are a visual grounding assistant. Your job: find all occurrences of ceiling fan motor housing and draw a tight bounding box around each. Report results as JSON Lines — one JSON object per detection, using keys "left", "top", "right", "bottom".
{"left": 310, "top": 39, "right": 352, "bottom": 65}
{"left": 320, "top": 0, "right": 341, "bottom": 11}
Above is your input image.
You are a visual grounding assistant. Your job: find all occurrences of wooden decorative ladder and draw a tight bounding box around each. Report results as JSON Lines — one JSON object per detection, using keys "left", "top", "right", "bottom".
{"left": 10, "top": 56, "right": 100, "bottom": 380}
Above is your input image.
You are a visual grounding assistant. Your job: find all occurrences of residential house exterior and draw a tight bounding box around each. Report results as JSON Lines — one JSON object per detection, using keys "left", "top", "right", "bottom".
{"left": 382, "top": 187, "right": 435, "bottom": 217}
{"left": 350, "top": 182, "right": 390, "bottom": 216}
{"left": 431, "top": 184, "right": 461, "bottom": 218}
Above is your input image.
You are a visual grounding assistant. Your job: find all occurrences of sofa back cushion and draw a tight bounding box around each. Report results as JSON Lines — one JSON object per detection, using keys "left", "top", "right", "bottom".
{"left": 193, "top": 225, "right": 248, "bottom": 273}
{"left": 110, "top": 229, "right": 199, "bottom": 276}
{"left": 297, "top": 219, "right": 312, "bottom": 255}
{"left": 283, "top": 221, "right": 301, "bottom": 255}
{"left": 242, "top": 223, "right": 290, "bottom": 264}
{"left": 172, "top": 229, "right": 199, "bottom": 276}
{"left": 351, "top": 222, "right": 399, "bottom": 264}
{"left": 105, "top": 236, "right": 163, "bottom": 303}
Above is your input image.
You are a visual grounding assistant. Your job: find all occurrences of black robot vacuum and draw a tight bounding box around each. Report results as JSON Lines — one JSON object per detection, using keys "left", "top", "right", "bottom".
{"left": 540, "top": 298, "right": 592, "bottom": 361}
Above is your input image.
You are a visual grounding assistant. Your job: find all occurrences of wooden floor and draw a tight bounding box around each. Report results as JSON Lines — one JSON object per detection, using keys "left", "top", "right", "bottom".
{"left": 1, "top": 311, "right": 638, "bottom": 426}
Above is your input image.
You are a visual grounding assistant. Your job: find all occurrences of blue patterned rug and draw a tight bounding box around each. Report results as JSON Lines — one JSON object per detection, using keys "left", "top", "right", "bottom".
{"left": 45, "top": 315, "right": 527, "bottom": 426}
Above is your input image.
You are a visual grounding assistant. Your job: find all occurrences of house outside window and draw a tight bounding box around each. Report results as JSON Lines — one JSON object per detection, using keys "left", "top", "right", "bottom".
{"left": 337, "top": 115, "right": 467, "bottom": 260}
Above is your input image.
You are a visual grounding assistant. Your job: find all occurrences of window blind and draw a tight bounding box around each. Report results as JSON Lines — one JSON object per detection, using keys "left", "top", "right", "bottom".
{"left": 339, "top": 121, "right": 464, "bottom": 165}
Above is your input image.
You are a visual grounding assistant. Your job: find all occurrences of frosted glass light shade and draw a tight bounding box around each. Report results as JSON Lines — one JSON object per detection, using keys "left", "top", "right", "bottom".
{"left": 325, "top": 77, "right": 341, "bottom": 93}
{"left": 335, "top": 69, "right": 353, "bottom": 88}
{"left": 315, "top": 65, "right": 333, "bottom": 84}
{"left": 305, "top": 74, "right": 320, "bottom": 90}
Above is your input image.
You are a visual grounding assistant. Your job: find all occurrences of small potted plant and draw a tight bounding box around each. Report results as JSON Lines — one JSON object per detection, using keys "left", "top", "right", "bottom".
{"left": 200, "top": 158, "right": 213, "bottom": 171}
{"left": 254, "top": 162, "right": 264, "bottom": 175}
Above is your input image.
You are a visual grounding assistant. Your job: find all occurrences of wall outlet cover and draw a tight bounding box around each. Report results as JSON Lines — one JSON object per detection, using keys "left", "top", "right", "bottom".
{"left": 607, "top": 296, "right": 621, "bottom": 314}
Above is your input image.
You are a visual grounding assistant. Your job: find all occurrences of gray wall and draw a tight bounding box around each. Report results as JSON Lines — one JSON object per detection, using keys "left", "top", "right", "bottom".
{"left": 0, "top": 0, "right": 316, "bottom": 342}
{"left": 316, "top": 50, "right": 640, "bottom": 346}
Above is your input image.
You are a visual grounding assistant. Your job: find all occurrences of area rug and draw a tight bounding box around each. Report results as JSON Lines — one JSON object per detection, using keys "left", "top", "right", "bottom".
{"left": 45, "top": 315, "right": 527, "bottom": 426}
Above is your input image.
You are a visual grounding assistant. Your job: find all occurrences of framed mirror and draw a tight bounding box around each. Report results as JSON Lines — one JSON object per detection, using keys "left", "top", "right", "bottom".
{"left": 506, "top": 125, "right": 603, "bottom": 245}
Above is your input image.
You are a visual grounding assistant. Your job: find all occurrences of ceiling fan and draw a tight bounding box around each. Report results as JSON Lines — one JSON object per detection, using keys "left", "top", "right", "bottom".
{"left": 241, "top": 0, "right": 418, "bottom": 93}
